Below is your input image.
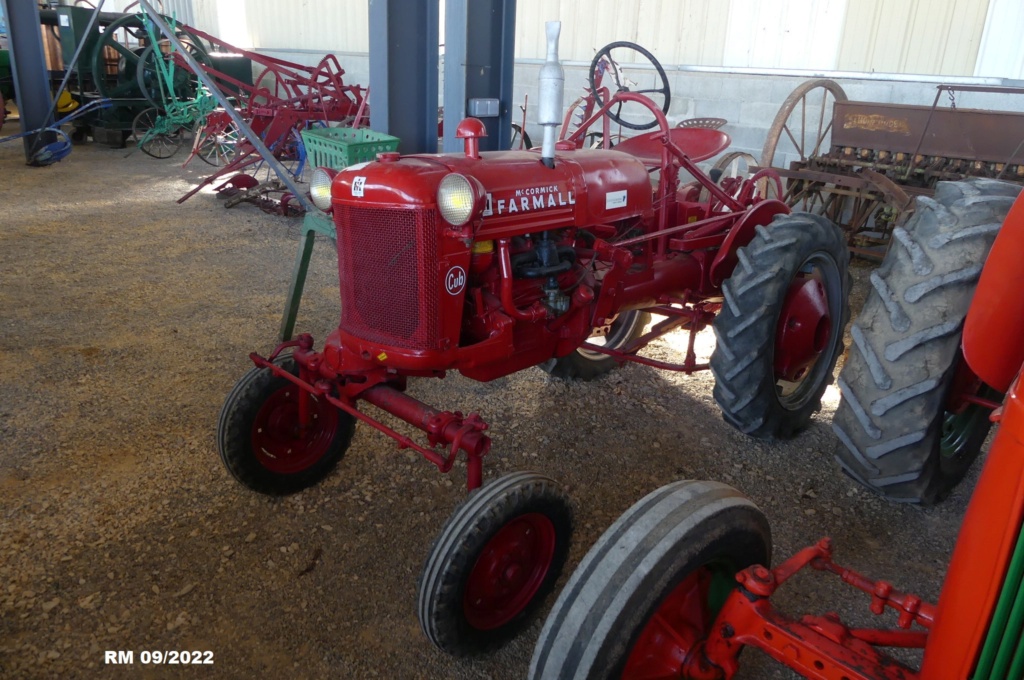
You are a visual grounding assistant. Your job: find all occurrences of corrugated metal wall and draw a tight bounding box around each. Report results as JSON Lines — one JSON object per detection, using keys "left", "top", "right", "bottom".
{"left": 837, "top": 0, "right": 989, "bottom": 76}
{"left": 103, "top": 0, "right": 195, "bottom": 25}
{"left": 238, "top": 0, "right": 368, "bottom": 53}
{"left": 515, "top": 0, "right": 732, "bottom": 65}
{"left": 514, "top": 0, "right": 995, "bottom": 76}
{"left": 133, "top": 0, "right": 1014, "bottom": 79}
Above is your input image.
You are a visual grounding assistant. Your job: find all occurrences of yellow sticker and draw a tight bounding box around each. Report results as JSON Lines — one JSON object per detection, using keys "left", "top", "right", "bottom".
{"left": 377, "top": 352, "right": 388, "bottom": 361}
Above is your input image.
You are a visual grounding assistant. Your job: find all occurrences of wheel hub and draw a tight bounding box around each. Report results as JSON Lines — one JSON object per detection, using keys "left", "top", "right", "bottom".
{"left": 251, "top": 388, "right": 339, "bottom": 474}
{"left": 774, "top": 275, "right": 831, "bottom": 383}
{"left": 463, "top": 513, "right": 556, "bottom": 630}
{"left": 623, "top": 568, "right": 715, "bottom": 678}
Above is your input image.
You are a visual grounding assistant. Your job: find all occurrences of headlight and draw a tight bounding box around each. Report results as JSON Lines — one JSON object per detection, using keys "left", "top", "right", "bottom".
{"left": 437, "top": 173, "right": 478, "bottom": 226}
{"left": 309, "top": 167, "right": 336, "bottom": 212}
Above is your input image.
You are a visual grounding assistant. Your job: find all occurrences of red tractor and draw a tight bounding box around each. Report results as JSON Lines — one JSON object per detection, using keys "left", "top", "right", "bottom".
{"left": 529, "top": 178, "right": 1024, "bottom": 679}
{"left": 216, "top": 26, "right": 850, "bottom": 655}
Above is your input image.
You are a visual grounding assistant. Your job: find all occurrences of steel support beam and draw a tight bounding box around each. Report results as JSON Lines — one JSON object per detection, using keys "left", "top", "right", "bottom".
{"left": 1, "top": 0, "right": 55, "bottom": 160}
{"left": 368, "top": 0, "right": 439, "bottom": 154}
{"left": 442, "top": 0, "right": 516, "bottom": 152}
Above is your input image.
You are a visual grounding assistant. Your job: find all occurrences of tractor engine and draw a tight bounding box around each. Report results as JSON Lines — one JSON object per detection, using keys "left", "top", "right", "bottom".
{"left": 314, "top": 120, "right": 688, "bottom": 383}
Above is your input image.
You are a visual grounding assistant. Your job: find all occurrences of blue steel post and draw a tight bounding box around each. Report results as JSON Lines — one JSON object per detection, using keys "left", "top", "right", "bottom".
{"left": 368, "top": 0, "right": 439, "bottom": 154}
{"left": 443, "top": 0, "right": 516, "bottom": 152}
{"left": 1, "top": 0, "right": 55, "bottom": 161}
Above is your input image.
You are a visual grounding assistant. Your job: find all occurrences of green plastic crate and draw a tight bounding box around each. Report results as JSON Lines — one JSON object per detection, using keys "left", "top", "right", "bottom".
{"left": 300, "top": 127, "right": 400, "bottom": 170}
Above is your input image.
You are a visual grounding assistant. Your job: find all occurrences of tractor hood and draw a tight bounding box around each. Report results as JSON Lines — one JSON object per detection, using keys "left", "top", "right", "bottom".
{"left": 330, "top": 148, "right": 653, "bottom": 239}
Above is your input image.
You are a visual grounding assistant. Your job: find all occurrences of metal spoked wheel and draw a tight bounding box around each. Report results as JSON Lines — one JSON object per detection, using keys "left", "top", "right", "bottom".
{"left": 194, "top": 116, "right": 240, "bottom": 166}
{"left": 530, "top": 480, "right": 771, "bottom": 680}
{"left": 418, "top": 471, "right": 572, "bottom": 656}
{"left": 135, "top": 36, "right": 210, "bottom": 109}
{"left": 132, "top": 107, "right": 183, "bottom": 159}
{"left": 589, "top": 41, "right": 671, "bottom": 131}
{"left": 760, "top": 79, "right": 848, "bottom": 171}
{"left": 89, "top": 14, "right": 151, "bottom": 101}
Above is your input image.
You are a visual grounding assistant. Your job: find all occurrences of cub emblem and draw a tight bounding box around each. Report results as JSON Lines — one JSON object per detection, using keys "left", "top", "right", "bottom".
{"left": 445, "top": 266, "right": 467, "bottom": 296}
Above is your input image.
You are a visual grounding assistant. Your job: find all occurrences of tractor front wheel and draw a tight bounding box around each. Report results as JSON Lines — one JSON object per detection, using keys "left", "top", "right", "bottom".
{"left": 711, "top": 213, "right": 850, "bottom": 439}
{"left": 418, "top": 472, "right": 572, "bottom": 656}
{"left": 541, "top": 310, "right": 650, "bottom": 381}
{"left": 217, "top": 355, "right": 355, "bottom": 495}
{"left": 529, "top": 480, "right": 771, "bottom": 680}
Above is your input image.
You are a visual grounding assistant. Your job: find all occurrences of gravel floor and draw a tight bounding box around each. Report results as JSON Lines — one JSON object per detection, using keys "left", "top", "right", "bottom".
{"left": 0, "top": 136, "right": 979, "bottom": 679}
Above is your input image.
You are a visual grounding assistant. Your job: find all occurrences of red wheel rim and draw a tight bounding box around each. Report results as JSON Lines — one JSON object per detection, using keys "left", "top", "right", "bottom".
{"left": 463, "top": 513, "right": 556, "bottom": 630}
{"left": 774, "top": 273, "right": 831, "bottom": 384}
{"left": 623, "top": 567, "right": 718, "bottom": 679}
{"left": 251, "top": 386, "right": 339, "bottom": 474}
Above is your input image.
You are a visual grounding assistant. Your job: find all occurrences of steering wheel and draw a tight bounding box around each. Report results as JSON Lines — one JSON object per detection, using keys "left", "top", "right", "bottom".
{"left": 589, "top": 41, "right": 671, "bottom": 131}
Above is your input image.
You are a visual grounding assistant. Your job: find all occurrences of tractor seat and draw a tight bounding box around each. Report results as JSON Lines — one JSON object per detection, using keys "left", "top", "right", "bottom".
{"left": 614, "top": 127, "right": 731, "bottom": 168}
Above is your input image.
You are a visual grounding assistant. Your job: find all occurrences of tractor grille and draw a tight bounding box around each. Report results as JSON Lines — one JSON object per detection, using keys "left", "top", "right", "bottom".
{"left": 334, "top": 205, "right": 440, "bottom": 350}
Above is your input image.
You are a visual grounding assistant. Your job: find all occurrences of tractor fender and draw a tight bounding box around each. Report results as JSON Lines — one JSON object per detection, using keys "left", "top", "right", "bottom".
{"left": 708, "top": 199, "right": 791, "bottom": 288}
{"left": 963, "top": 192, "right": 1024, "bottom": 392}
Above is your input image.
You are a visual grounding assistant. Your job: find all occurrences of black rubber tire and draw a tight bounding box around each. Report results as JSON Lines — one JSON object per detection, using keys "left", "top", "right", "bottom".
{"left": 833, "top": 178, "right": 1021, "bottom": 504}
{"left": 540, "top": 310, "right": 650, "bottom": 381}
{"left": 529, "top": 480, "right": 770, "bottom": 680}
{"left": 589, "top": 41, "right": 671, "bottom": 131}
{"left": 217, "top": 355, "right": 355, "bottom": 495}
{"left": 711, "top": 213, "right": 850, "bottom": 439}
{"left": 417, "top": 471, "right": 573, "bottom": 656}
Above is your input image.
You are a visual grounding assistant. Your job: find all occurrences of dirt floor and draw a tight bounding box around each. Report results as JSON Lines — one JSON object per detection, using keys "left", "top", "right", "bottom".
{"left": 0, "top": 133, "right": 980, "bottom": 679}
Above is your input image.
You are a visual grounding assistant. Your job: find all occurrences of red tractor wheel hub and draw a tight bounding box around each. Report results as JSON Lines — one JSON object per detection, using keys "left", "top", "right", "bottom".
{"left": 463, "top": 513, "right": 556, "bottom": 630}
{"left": 251, "top": 388, "right": 339, "bottom": 474}
{"left": 623, "top": 568, "right": 716, "bottom": 678}
{"left": 774, "top": 275, "right": 831, "bottom": 383}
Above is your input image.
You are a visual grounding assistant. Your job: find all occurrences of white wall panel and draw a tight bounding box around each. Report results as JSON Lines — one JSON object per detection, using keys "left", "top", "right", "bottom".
{"left": 152, "top": 0, "right": 1008, "bottom": 79}
{"left": 515, "top": 0, "right": 730, "bottom": 65}
{"left": 838, "top": 0, "right": 988, "bottom": 76}
{"left": 722, "top": 0, "right": 846, "bottom": 69}
{"left": 187, "top": 0, "right": 367, "bottom": 52}
{"left": 975, "top": 0, "right": 1024, "bottom": 78}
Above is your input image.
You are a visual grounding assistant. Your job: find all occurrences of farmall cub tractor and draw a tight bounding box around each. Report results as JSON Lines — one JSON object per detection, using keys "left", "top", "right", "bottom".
{"left": 217, "top": 24, "right": 850, "bottom": 655}
{"left": 529, "top": 181, "right": 1024, "bottom": 679}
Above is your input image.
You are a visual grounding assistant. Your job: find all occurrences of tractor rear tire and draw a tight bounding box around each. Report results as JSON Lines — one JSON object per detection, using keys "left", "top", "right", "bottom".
{"left": 217, "top": 355, "right": 355, "bottom": 495}
{"left": 540, "top": 310, "right": 650, "bottom": 381}
{"left": 529, "top": 480, "right": 770, "bottom": 680}
{"left": 711, "top": 212, "right": 850, "bottom": 439}
{"left": 833, "top": 179, "right": 1021, "bottom": 504}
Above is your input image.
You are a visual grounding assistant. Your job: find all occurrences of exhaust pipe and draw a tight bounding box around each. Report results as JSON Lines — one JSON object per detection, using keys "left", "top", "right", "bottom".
{"left": 538, "top": 21, "right": 564, "bottom": 169}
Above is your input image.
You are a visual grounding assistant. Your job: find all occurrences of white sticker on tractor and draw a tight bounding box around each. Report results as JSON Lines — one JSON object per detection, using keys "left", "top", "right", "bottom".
{"left": 352, "top": 176, "right": 366, "bottom": 197}
{"left": 606, "top": 190, "right": 627, "bottom": 210}
{"left": 445, "top": 266, "right": 467, "bottom": 296}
